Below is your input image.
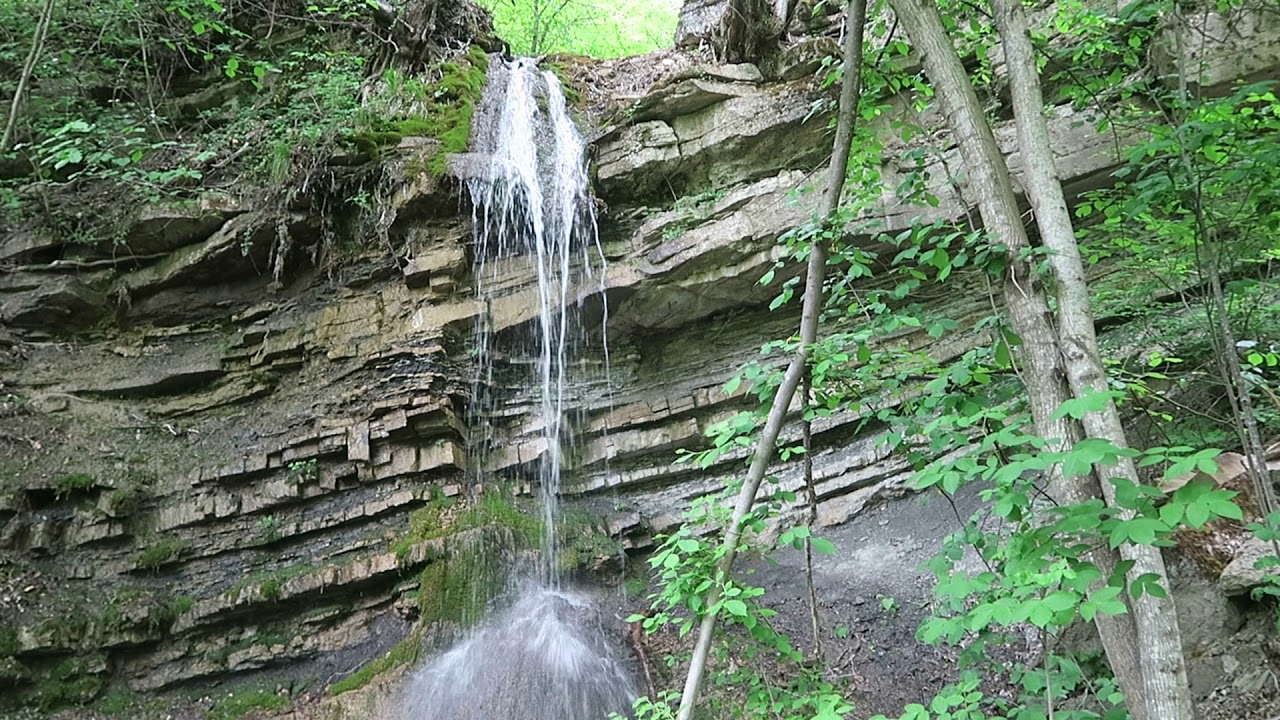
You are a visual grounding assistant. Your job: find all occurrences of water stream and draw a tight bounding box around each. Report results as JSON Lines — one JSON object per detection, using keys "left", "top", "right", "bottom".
{"left": 397, "top": 58, "right": 636, "bottom": 720}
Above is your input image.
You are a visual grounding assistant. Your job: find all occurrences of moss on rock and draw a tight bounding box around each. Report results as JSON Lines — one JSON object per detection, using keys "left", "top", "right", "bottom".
{"left": 346, "top": 44, "right": 491, "bottom": 176}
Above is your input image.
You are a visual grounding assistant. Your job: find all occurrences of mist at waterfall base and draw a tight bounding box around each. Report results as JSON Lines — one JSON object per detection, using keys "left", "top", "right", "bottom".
{"left": 396, "top": 60, "right": 638, "bottom": 720}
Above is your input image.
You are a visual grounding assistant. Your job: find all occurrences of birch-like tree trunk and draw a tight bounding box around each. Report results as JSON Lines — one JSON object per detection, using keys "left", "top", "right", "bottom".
{"left": 887, "top": 0, "right": 1153, "bottom": 716}
{"left": 991, "top": 1, "right": 1195, "bottom": 717}
{"left": 673, "top": 1, "right": 867, "bottom": 716}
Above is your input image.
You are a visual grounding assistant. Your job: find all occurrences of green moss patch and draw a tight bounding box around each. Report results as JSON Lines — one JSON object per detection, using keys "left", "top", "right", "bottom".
{"left": 330, "top": 490, "right": 530, "bottom": 697}
{"left": 555, "top": 507, "right": 623, "bottom": 574}
{"left": 347, "top": 45, "right": 490, "bottom": 176}
{"left": 31, "top": 656, "right": 106, "bottom": 711}
{"left": 132, "top": 536, "right": 189, "bottom": 572}
{"left": 328, "top": 628, "right": 424, "bottom": 696}
{"left": 53, "top": 473, "right": 96, "bottom": 498}
{"left": 392, "top": 489, "right": 541, "bottom": 559}
{"left": 208, "top": 687, "right": 290, "bottom": 720}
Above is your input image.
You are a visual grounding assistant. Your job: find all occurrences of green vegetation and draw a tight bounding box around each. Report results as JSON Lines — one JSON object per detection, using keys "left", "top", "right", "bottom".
{"left": 556, "top": 507, "right": 622, "bottom": 573}
{"left": 330, "top": 491, "right": 532, "bottom": 696}
{"left": 391, "top": 488, "right": 541, "bottom": 558}
{"left": 0, "top": 0, "right": 492, "bottom": 249}
{"left": 225, "top": 564, "right": 316, "bottom": 602}
{"left": 93, "top": 690, "right": 137, "bottom": 716}
{"left": 52, "top": 473, "right": 95, "bottom": 498}
{"left": 101, "top": 484, "right": 149, "bottom": 518}
{"left": 285, "top": 458, "right": 318, "bottom": 484}
{"left": 328, "top": 628, "right": 424, "bottom": 696}
{"left": 0, "top": 626, "right": 19, "bottom": 658}
{"left": 132, "top": 535, "right": 189, "bottom": 571}
{"left": 31, "top": 656, "right": 106, "bottom": 711}
{"left": 207, "top": 687, "right": 289, "bottom": 720}
{"left": 478, "top": 0, "right": 679, "bottom": 57}
{"left": 622, "top": 1, "right": 1280, "bottom": 719}
{"left": 256, "top": 515, "right": 281, "bottom": 544}
{"left": 416, "top": 542, "right": 489, "bottom": 626}
{"left": 353, "top": 45, "right": 489, "bottom": 176}
{"left": 153, "top": 595, "right": 196, "bottom": 632}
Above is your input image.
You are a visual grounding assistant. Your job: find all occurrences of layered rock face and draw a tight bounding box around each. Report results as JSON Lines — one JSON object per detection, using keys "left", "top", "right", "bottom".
{"left": 1, "top": 1, "right": 1279, "bottom": 713}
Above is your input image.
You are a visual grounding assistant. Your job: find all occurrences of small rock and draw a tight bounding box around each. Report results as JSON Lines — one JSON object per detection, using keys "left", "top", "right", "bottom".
{"left": 1218, "top": 537, "right": 1279, "bottom": 596}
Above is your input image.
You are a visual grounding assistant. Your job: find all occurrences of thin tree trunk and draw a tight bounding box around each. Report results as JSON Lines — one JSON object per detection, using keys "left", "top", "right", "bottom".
{"left": 673, "top": 1, "right": 866, "bottom": 716}
{"left": 889, "top": 0, "right": 1151, "bottom": 716}
{"left": 1169, "top": 0, "right": 1279, "bottom": 551}
{"left": 1205, "top": 244, "right": 1279, "bottom": 532}
{"left": 1, "top": 0, "right": 56, "bottom": 152}
{"left": 801, "top": 368, "right": 822, "bottom": 657}
{"left": 991, "top": 3, "right": 1196, "bottom": 718}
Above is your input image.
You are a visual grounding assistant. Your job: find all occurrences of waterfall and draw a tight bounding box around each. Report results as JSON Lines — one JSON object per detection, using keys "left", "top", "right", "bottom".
{"left": 466, "top": 57, "right": 601, "bottom": 583}
{"left": 397, "top": 59, "right": 636, "bottom": 720}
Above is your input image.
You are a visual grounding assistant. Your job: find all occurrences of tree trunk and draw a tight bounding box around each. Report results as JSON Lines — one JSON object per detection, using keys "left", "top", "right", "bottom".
{"left": 991, "top": 2, "right": 1196, "bottom": 718}
{"left": 673, "top": 1, "right": 866, "bottom": 716}
{"left": 889, "top": 0, "right": 1152, "bottom": 716}
{"left": 1, "top": 0, "right": 57, "bottom": 152}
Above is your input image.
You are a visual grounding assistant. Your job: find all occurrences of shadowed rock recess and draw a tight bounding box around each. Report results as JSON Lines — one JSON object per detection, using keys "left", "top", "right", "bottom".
{"left": 1, "top": 0, "right": 1280, "bottom": 717}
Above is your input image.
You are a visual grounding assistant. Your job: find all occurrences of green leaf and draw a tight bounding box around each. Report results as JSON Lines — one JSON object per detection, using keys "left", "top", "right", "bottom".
{"left": 811, "top": 537, "right": 836, "bottom": 555}
{"left": 723, "top": 375, "right": 742, "bottom": 395}
{"left": 1043, "top": 590, "right": 1079, "bottom": 613}
{"left": 723, "top": 599, "right": 748, "bottom": 617}
{"left": 1052, "top": 391, "right": 1112, "bottom": 421}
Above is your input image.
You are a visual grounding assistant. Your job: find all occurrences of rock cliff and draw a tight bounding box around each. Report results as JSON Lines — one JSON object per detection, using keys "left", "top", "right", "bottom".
{"left": 1, "top": 1, "right": 1279, "bottom": 716}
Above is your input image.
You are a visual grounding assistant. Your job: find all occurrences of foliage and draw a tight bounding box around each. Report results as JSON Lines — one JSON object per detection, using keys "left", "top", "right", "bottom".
{"left": 621, "top": 488, "right": 851, "bottom": 720}
{"left": 256, "top": 515, "right": 281, "bottom": 544}
{"left": 31, "top": 657, "right": 105, "bottom": 711}
{"left": 635, "top": 2, "right": 1280, "bottom": 717}
{"left": 52, "top": 472, "right": 96, "bottom": 498}
{"left": 0, "top": 0, "right": 490, "bottom": 251}
{"left": 478, "top": 0, "right": 679, "bottom": 57}
{"left": 286, "top": 459, "right": 319, "bottom": 486}
{"left": 207, "top": 687, "right": 290, "bottom": 720}
{"left": 132, "top": 535, "right": 189, "bottom": 572}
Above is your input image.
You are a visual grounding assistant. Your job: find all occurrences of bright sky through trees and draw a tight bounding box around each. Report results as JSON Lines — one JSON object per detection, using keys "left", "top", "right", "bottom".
{"left": 478, "top": 0, "right": 681, "bottom": 58}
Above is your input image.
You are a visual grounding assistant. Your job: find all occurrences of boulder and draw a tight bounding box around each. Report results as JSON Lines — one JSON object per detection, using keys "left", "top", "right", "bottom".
{"left": 1218, "top": 537, "right": 1280, "bottom": 596}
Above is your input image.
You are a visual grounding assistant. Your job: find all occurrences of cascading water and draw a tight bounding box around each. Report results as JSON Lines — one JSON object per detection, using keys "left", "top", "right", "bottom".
{"left": 466, "top": 57, "right": 601, "bottom": 582}
{"left": 397, "top": 58, "right": 636, "bottom": 720}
